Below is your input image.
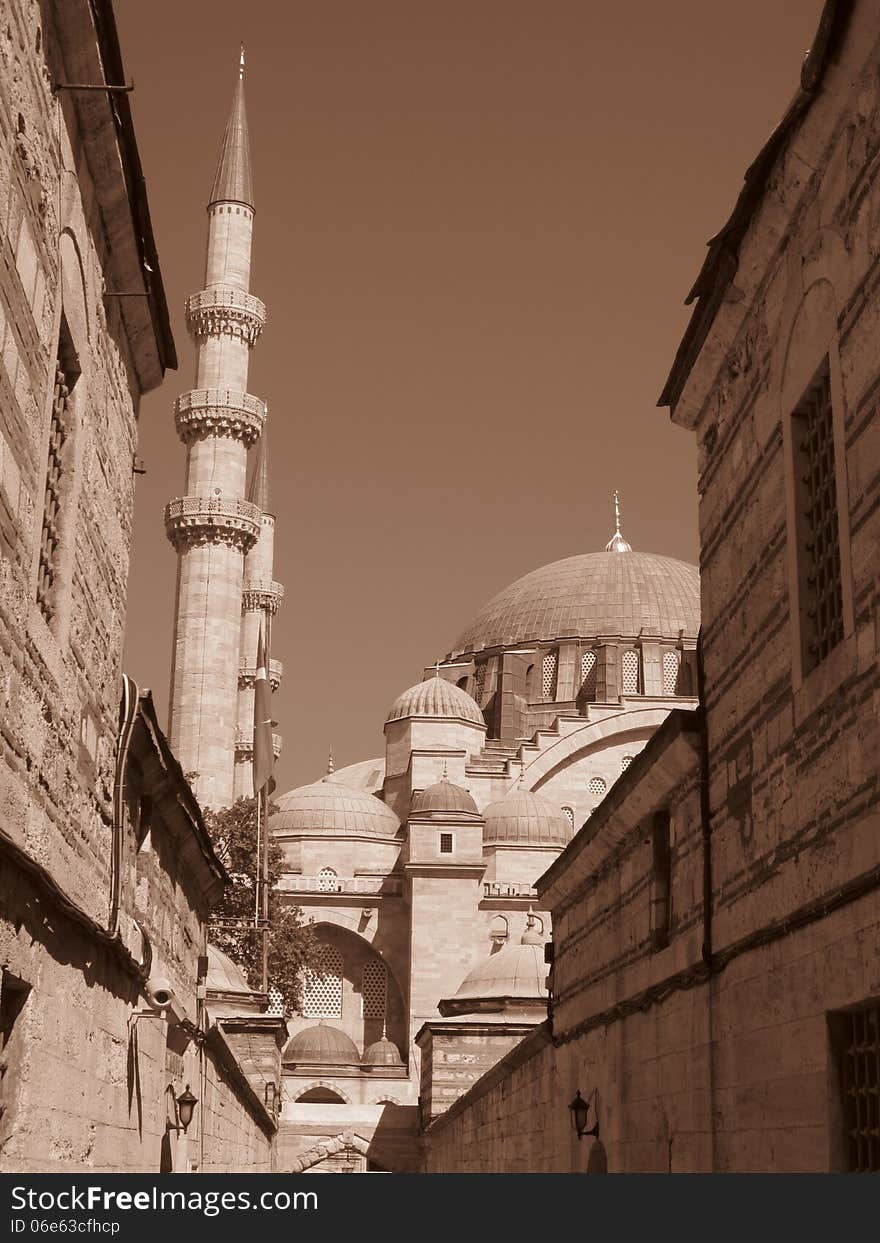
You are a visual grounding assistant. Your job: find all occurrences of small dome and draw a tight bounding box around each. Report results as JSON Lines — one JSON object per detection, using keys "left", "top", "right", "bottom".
{"left": 285, "top": 1023, "right": 360, "bottom": 1066}
{"left": 205, "top": 944, "right": 252, "bottom": 994}
{"left": 385, "top": 676, "right": 485, "bottom": 727}
{"left": 483, "top": 788, "right": 571, "bottom": 847}
{"left": 411, "top": 776, "right": 480, "bottom": 818}
{"left": 454, "top": 933, "right": 548, "bottom": 1003}
{"left": 362, "top": 1037, "right": 404, "bottom": 1068}
{"left": 271, "top": 780, "right": 400, "bottom": 839}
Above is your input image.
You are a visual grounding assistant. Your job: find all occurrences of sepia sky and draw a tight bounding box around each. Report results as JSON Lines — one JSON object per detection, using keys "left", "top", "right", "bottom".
{"left": 117, "top": 1, "right": 820, "bottom": 792}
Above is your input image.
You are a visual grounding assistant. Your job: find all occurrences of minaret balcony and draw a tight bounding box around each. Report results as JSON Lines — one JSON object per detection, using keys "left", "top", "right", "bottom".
{"left": 234, "top": 728, "right": 283, "bottom": 760}
{"left": 238, "top": 658, "right": 284, "bottom": 690}
{"left": 164, "top": 495, "right": 262, "bottom": 552}
{"left": 174, "top": 389, "right": 266, "bottom": 446}
{"left": 185, "top": 286, "right": 267, "bottom": 346}
{"left": 241, "top": 579, "right": 285, "bottom": 614}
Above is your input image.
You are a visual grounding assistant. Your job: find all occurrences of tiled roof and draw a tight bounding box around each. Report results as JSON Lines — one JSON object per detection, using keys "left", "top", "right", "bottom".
{"left": 449, "top": 550, "right": 700, "bottom": 656}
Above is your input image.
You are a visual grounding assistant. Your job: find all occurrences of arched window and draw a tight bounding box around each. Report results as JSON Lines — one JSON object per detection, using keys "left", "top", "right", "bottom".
{"left": 662, "top": 650, "right": 681, "bottom": 695}
{"left": 296, "top": 1086, "right": 346, "bottom": 1104}
{"left": 621, "top": 755, "right": 634, "bottom": 773}
{"left": 541, "top": 650, "right": 558, "bottom": 699}
{"left": 36, "top": 316, "right": 80, "bottom": 625}
{"left": 473, "top": 661, "right": 487, "bottom": 704}
{"left": 362, "top": 960, "right": 387, "bottom": 1020}
{"left": 489, "top": 915, "right": 509, "bottom": 946}
{"left": 580, "top": 649, "right": 597, "bottom": 698}
{"left": 317, "top": 867, "right": 339, "bottom": 893}
{"left": 561, "top": 806, "right": 575, "bottom": 831}
{"left": 302, "top": 944, "right": 343, "bottom": 1018}
{"left": 621, "top": 649, "right": 640, "bottom": 694}
{"left": 588, "top": 776, "right": 607, "bottom": 798}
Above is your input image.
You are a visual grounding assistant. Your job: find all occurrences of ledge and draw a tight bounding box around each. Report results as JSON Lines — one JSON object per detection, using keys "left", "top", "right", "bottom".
{"left": 164, "top": 495, "right": 261, "bottom": 553}
{"left": 174, "top": 389, "right": 266, "bottom": 446}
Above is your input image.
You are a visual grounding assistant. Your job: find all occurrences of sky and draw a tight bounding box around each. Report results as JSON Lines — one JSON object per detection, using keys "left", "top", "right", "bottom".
{"left": 116, "top": 1, "right": 821, "bottom": 792}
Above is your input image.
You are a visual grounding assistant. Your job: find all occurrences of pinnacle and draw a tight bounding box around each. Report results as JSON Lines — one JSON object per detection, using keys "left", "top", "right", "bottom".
{"left": 209, "top": 56, "right": 254, "bottom": 210}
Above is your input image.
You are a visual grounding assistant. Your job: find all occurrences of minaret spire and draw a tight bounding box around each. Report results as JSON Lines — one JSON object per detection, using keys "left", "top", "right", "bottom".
{"left": 605, "top": 489, "right": 632, "bottom": 554}
{"left": 165, "top": 53, "right": 274, "bottom": 809}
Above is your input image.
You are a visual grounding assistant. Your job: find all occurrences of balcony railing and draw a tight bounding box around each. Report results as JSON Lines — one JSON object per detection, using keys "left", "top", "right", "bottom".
{"left": 483, "top": 881, "right": 538, "bottom": 899}
{"left": 284, "top": 875, "right": 403, "bottom": 897}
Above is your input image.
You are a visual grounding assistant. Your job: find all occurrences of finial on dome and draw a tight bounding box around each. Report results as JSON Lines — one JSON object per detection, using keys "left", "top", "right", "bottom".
{"left": 605, "top": 489, "right": 632, "bottom": 553}
{"left": 521, "top": 911, "right": 543, "bottom": 946}
{"left": 239, "top": 45, "right": 245, "bottom": 80}
{"left": 441, "top": 760, "right": 449, "bottom": 782}
{"left": 326, "top": 746, "right": 335, "bottom": 775}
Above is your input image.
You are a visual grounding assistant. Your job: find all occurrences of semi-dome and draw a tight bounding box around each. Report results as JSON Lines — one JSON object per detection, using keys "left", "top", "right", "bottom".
{"left": 483, "top": 787, "right": 571, "bottom": 847}
{"left": 385, "top": 676, "right": 484, "bottom": 727}
{"left": 271, "top": 780, "right": 400, "bottom": 839}
{"left": 448, "top": 549, "right": 700, "bottom": 657}
{"left": 453, "top": 930, "right": 548, "bottom": 1004}
{"left": 285, "top": 1023, "right": 360, "bottom": 1066}
{"left": 362, "top": 1037, "right": 404, "bottom": 1068}
{"left": 410, "top": 776, "right": 480, "bottom": 818}
{"left": 206, "top": 944, "right": 252, "bottom": 995}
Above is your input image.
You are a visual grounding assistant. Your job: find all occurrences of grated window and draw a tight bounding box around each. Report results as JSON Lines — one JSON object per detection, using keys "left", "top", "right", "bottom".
{"left": 37, "top": 351, "right": 76, "bottom": 624}
{"left": 621, "top": 650, "right": 640, "bottom": 694}
{"left": 836, "top": 1001, "right": 880, "bottom": 1172}
{"left": 588, "top": 777, "right": 606, "bottom": 798}
{"left": 439, "top": 832, "right": 454, "bottom": 854}
{"left": 362, "top": 961, "right": 387, "bottom": 1020}
{"left": 472, "top": 661, "right": 487, "bottom": 704}
{"left": 662, "top": 650, "right": 681, "bottom": 694}
{"left": 302, "top": 944, "right": 343, "bottom": 1018}
{"left": 621, "top": 755, "right": 633, "bottom": 772}
{"left": 317, "top": 867, "right": 339, "bottom": 893}
{"left": 580, "top": 649, "right": 597, "bottom": 698}
{"left": 792, "top": 363, "right": 844, "bottom": 673}
{"left": 541, "top": 650, "right": 558, "bottom": 699}
{"left": 561, "top": 806, "right": 575, "bottom": 831}
{"left": 266, "top": 986, "right": 284, "bottom": 1017}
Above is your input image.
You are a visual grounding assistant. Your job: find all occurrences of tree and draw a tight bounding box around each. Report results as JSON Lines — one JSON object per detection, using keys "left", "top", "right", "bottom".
{"left": 204, "top": 796, "right": 320, "bottom": 1012}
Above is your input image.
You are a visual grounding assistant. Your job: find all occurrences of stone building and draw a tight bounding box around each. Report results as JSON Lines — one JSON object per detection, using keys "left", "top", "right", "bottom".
{"left": 267, "top": 528, "right": 700, "bottom": 1171}
{"left": 422, "top": 0, "right": 880, "bottom": 1173}
{"left": 0, "top": 0, "right": 283, "bottom": 1173}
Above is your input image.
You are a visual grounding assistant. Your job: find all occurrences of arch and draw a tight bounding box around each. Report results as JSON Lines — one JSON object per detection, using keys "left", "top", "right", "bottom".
{"left": 561, "top": 805, "right": 575, "bottom": 831}
{"left": 287, "top": 1132, "right": 371, "bottom": 1173}
{"left": 295, "top": 1086, "right": 347, "bottom": 1104}
{"left": 522, "top": 707, "right": 671, "bottom": 789}
{"left": 59, "top": 229, "right": 89, "bottom": 348}
{"left": 287, "top": 1079, "right": 352, "bottom": 1105}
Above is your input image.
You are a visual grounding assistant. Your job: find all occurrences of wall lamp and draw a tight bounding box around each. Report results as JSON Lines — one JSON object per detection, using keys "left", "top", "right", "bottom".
{"left": 175, "top": 1086, "right": 198, "bottom": 1134}
{"left": 569, "top": 1089, "right": 600, "bottom": 1141}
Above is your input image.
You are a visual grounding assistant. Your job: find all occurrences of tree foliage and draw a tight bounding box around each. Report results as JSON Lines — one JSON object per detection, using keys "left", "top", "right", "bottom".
{"left": 204, "top": 796, "right": 319, "bottom": 1012}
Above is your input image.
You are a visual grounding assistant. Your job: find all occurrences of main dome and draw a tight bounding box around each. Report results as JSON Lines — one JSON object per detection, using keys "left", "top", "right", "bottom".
{"left": 271, "top": 780, "right": 400, "bottom": 839}
{"left": 448, "top": 550, "right": 700, "bottom": 657}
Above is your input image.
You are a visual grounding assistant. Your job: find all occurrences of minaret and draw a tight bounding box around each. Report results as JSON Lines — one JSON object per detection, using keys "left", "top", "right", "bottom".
{"left": 234, "top": 420, "right": 284, "bottom": 799}
{"left": 165, "top": 49, "right": 268, "bottom": 808}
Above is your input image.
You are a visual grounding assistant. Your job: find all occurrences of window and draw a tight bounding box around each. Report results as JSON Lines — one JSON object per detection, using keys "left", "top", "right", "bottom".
{"left": 317, "top": 867, "right": 339, "bottom": 893}
{"left": 439, "top": 833, "right": 454, "bottom": 854}
{"left": 792, "top": 362, "right": 844, "bottom": 673}
{"left": 662, "top": 650, "right": 681, "bottom": 695}
{"left": 362, "top": 961, "right": 386, "bottom": 1020}
{"left": 541, "top": 650, "right": 558, "bottom": 699}
{"left": 621, "top": 756, "right": 633, "bottom": 772}
{"left": 302, "top": 944, "right": 343, "bottom": 1018}
{"left": 650, "top": 810, "right": 671, "bottom": 950}
{"left": 561, "top": 806, "right": 575, "bottom": 831}
{"left": 588, "top": 777, "right": 606, "bottom": 798}
{"left": 621, "top": 649, "right": 640, "bottom": 694}
{"left": 832, "top": 1001, "right": 880, "bottom": 1172}
{"left": 580, "top": 649, "right": 597, "bottom": 699}
{"left": 266, "top": 986, "right": 284, "bottom": 1017}
{"left": 472, "top": 662, "right": 487, "bottom": 704}
{"left": 37, "top": 325, "right": 79, "bottom": 624}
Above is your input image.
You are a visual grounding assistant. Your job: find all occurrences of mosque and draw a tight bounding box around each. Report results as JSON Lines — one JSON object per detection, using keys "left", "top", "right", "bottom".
{"left": 165, "top": 58, "right": 701, "bottom": 1172}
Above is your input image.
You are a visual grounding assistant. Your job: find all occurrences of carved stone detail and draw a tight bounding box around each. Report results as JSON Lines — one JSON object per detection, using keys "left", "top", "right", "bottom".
{"left": 174, "top": 389, "right": 266, "bottom": 445}
{"left": 234, "top": 728, "right": 283, "bottom": 759}
{"left": 241, "top": 580, "right": 285, "bottom": 614}
{"left": 238, "top": 659, "right": 283, "bottom": 690}
{"left": 164, "top": 495, "right": 261, "bottom": 552}
{"left": 185, "top": 286, "right": 266, "bottom": 346}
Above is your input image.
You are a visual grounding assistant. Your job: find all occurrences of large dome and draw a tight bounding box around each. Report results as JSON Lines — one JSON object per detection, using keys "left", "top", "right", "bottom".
{"left": 271, "top": 780, "right": 400, "bottom": 839}
{"left": 483, "top": 788, "right": 571, "bottom": 847}
{"left": 452, "top": 933, "right": 548, "bottom": 1004}
{"left": 285, "top": 1023, "right": 360, "bottom": 1066}
{"left": 448, "top": 550, "right": 700, "bottom": 657}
